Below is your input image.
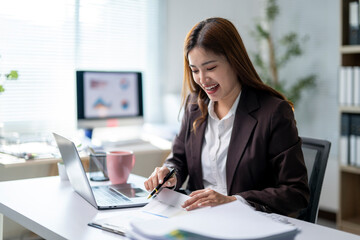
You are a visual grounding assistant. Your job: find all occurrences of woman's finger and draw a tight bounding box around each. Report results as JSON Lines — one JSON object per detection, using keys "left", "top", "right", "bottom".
{"left": 184, "top": 197, "right": 211, "bottom": 211}
{"left": 182, "top": 189, "right": 210, "bottom": 208}
{"left": 151, "top": 172, "right": 159, "bottom": 189}
{"left": 144, "top": 180, "right": 150, "bottom": 191}
{"left": 144, "top": 167, "right": 160, "bottom": 191}
{"left": 157, "top": 166, "right": 170, "bottom": 184}
{"left": 165, "top": 175, "right": 176, "bottom": 187}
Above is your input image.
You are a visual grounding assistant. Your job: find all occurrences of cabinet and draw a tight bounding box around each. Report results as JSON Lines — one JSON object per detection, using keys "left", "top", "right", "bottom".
{"left": 337, "top": 0, "right": 360, "bottom": 235}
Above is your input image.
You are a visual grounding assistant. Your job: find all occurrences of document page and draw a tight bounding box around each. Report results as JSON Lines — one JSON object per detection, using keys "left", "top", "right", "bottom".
{"left": 88, "top": 188, "right": 190, "bottom": 236}
{"left": 88, "top": 210, "right": 158, "bottom": 236}
{"left": 142, "top": 188, "right": 190, "bottom": 218}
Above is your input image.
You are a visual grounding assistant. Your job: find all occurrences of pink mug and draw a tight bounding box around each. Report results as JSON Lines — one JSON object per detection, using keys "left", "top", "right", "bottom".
{"left": 106, "top": 151, "right": 135, "bottom": 184}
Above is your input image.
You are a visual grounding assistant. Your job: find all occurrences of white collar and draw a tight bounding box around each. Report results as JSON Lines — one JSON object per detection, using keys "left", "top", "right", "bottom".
{"left": 208, "top": 91, "right": 241, "bottom": 121}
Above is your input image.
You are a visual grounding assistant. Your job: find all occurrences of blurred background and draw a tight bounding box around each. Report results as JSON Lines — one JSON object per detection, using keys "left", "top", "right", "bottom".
{"left": 0, "top": 0, "right": 349, "bottom": 239}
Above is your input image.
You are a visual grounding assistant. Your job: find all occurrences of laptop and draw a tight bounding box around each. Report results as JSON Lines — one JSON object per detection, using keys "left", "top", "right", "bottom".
{"left": 53, "top": 132, "right": 149, "bottom": 210}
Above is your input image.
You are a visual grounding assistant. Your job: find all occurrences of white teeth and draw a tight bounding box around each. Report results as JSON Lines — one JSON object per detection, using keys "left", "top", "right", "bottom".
{"left": 204, "top": 84, "right": 219, "bottom": 90}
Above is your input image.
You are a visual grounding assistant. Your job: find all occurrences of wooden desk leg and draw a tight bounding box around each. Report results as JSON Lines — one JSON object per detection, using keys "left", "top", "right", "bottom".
{"left": 0, "top": 213, "right": 3, "bottom": 240}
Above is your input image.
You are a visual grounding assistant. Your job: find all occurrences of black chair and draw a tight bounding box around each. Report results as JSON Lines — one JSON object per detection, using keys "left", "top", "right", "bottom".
{"left": 297, "top": 137, "right": 331, "bottom": 223}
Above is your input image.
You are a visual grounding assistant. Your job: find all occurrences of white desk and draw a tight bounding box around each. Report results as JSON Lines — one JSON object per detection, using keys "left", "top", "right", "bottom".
{"left": 0, "top": 136, "right": 171, "bottom": 239}
{"left": 0, "top": 176, "right": 359, "bottom": 240}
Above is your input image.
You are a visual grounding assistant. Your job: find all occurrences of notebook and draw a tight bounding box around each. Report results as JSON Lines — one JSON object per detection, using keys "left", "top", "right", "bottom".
{"left": 53, "top": 132, "right": 149, "bottom": 210}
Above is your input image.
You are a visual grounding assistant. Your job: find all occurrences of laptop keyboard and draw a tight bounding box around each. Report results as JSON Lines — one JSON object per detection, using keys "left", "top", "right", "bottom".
{"left": 92, "top": 186, "right": 131, "bottom": 206}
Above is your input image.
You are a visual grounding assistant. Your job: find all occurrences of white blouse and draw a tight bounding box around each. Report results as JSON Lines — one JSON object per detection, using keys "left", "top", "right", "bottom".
{"left": 201, "top": 93, "right": 241, "bottom": 195}
{"left": 200, "top": 92, "right": 251, "bottom": 207}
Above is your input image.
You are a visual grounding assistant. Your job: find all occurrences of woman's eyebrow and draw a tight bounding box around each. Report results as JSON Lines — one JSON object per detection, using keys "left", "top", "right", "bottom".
{"left": 189, "top": 60, "right": 217, "bottom": 68}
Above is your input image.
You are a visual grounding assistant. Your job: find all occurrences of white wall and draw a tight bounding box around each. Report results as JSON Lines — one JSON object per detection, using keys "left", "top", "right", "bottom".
{"left": 163, "top": 0, "right": 340, "bottom": 212}
{"left": 273, "top": 0, "right": 340, "bottom": 212}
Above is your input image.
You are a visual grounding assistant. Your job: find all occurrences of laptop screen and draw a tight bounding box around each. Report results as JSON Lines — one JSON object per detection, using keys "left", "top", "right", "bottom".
{"left": 53, "top": 132, "right": 149, "bottom": 209}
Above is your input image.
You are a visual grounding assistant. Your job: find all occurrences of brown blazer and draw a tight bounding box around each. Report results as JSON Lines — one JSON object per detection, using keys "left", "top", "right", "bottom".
{"left": 164, "top": 86, "right": 310, "bottom": 216}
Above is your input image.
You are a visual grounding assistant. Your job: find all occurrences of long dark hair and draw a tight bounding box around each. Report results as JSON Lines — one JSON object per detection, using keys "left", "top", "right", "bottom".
{"left": 182, "top": 17, "right": 292, "bottom": 132}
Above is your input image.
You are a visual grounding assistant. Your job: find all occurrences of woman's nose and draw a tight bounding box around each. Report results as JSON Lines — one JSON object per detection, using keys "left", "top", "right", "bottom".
{"left": 199, "top": 72, "right": 207, "bottom": 85}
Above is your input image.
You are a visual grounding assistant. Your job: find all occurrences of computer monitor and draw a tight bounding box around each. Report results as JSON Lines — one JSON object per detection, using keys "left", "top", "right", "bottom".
{"left": 76, "top": 70, "right": 143, "bottom": 130}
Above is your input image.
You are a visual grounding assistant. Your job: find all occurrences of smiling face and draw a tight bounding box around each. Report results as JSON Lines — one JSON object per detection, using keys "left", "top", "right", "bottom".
{"left": 188, "top": 47, "right": 241, "bottom": 109}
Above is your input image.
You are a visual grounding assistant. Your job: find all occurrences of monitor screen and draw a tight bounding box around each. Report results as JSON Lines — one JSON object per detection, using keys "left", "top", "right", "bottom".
{"left": 76, "top": 70, "right": 143, "bottom": 129}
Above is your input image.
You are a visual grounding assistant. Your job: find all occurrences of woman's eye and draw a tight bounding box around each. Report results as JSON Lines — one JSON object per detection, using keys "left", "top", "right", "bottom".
{"left": 207, "top": 66, "right": 216, "bottom": 71}
{"left": 191, "top": 69, "right": 199, "bottom": 74}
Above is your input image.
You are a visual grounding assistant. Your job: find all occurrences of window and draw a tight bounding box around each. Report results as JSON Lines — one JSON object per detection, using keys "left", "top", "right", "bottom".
{"left": 0, "top": 0, "right": 162, "bottom": 136}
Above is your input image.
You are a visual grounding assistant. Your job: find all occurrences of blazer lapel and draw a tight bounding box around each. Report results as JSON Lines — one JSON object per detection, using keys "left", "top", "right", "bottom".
{"left": 189, "top": 104, "right": 207, "bottom": 189}
{"left": 226, "top": 87, "right": 259, "bottom": 193}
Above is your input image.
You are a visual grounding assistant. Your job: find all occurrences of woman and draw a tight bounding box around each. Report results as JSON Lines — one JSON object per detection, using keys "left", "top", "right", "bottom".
{"left": 144, "top": 17, "right": 309, "bottom": 216}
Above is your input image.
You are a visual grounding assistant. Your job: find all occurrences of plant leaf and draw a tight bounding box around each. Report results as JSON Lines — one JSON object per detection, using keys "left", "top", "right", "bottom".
{"left": 287, "top": 75, "right": 316, "bottom": 104}
{"left": 255, "top": 24, "right": 269, "bottom": 39}
{"left": 266, "top": 0, "right": 279, "bottom": 22}
{"left": 5, "top": 70, "right": 18, "bottom": 80}
{"left": 277, "top": 33, "right": 303, "bottom": 68}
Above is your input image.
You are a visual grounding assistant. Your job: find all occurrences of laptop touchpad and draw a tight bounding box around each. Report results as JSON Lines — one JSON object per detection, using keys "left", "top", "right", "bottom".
{"left": 110, "top": 184, "right": 148, "bottom": 198}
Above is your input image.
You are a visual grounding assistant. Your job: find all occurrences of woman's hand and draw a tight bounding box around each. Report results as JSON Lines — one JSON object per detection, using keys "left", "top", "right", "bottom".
{"left": 182, "top": 188, "right": 236, "bottom": 211}
{"left": 144, "top": 166, "right": 176, "bottom": 192}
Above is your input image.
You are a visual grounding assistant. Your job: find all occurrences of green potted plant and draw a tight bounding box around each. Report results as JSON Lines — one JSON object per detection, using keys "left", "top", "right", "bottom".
{"left": 250, "top": 0, "right": 316, "bottom": 106}
{"left": 0, "top": 54, "right": 18, "bottom": 92}
{"left": 0, "top": 70, "right": 18, "bottom": 92}
{"left": 0, "top": 54, "right": 18, "bottom": 138}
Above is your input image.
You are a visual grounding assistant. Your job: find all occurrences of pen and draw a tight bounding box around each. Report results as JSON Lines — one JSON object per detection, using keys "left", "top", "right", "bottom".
{"left": 147, "top": 168, "right": 175, "bottom": 199}
{"left": 88, "top": 223, "right": 125, "bottom": 236}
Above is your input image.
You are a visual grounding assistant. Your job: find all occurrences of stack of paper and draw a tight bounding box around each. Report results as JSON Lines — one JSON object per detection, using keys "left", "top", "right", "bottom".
{"left": 89, "top": 188, "right": 298, "bottom": 240}
{"left": 130, "top": 200, "right": 298, "bottom": 240}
